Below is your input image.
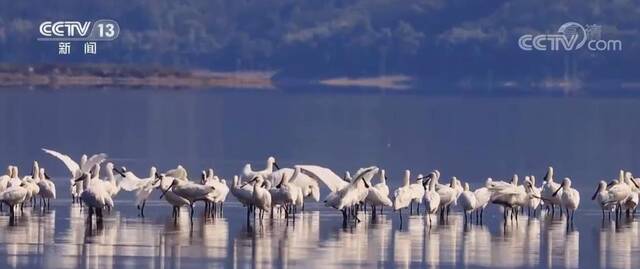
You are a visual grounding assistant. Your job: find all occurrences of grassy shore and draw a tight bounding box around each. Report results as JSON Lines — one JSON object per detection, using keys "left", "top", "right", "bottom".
{"left": 0, "top": 64, "right": 275, "bottom": 89}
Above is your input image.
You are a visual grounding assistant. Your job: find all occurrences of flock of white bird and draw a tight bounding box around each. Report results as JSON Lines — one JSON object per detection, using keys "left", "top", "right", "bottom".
{"left": 0, "top": 149, "right": 639, "bottom": 227}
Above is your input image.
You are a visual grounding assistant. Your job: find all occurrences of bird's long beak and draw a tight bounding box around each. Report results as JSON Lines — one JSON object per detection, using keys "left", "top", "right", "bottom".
{"left": 362, "top": 178, "right": 370, "bottom": 188}
{"left": 552, "top": 182, "right": 565, "bottom": 197}
{"left": 631, "top": 178, "right": 640, "bottom": 189}
{"left": 74, "top": 174, "right": 87, "bottom": 182}
{"left": 113, "top": 168, "right": 126, "bottom": 177}
{"left": 276, "top": 174, "right": 285, "bottom": 188}
{"left": 592, "top": 184, "right": 601, "bottom": 200}
{"left": 273, "top": 162, "right": 280, "bottom": 171}
{"left": 607, "top": 181, "right": 615, "bottom": 188}
{"left": 422, "top": 177, "right": 432, "bottom": 188}
{"left": 159, "top": 181, "right": 176, "bottom": 199}
{"left": 417, "top": 174, "right": 433, "bottom": 181}
{"left": 44, "top": 172, "right": 51, "bottom": 180}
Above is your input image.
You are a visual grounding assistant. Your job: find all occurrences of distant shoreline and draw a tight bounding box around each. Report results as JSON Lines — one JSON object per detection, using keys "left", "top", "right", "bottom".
{"left": 0, "top": 64, "right": 275, "bottom": 89}
{"left": 319, "top": 75, "right": 412, "bottom": 90}
{"left": 2, "top": 64, "right": 626, "bottom": 95}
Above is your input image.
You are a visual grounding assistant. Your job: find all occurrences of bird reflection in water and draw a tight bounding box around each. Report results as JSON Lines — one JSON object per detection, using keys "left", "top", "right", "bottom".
{"left": 7, "top": 204, "right": 640, "bottom": 269}
{"left": 542, "top": 215, "right": 579, "bottom": 269}
{"left": 0, "top": 209, "right": 55, "bottom": 268}
{"left": 599, "top": 217, "right": 640, "bottom": 269}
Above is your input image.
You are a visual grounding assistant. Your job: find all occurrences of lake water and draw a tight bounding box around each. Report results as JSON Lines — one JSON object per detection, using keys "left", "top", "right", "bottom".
{"left": 0, "top": 87, "right": 639, "bottom": 268}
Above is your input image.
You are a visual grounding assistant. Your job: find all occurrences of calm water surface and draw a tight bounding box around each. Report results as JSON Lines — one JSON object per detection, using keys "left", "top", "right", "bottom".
{"left": 0, "top": 202, "right": 637, "bottom": 269}
{"left": 0, "top": 88, "right": 640, "bottom": 268}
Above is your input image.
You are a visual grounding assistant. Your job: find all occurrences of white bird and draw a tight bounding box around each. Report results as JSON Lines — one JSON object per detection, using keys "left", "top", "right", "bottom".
{"left": 623, "top": 171, "right": 639, "bottom": 215}
{"left": 231, "top": 175, "right": 254, "bottom": 207}
{"left": 76, "top": 172, "right": 112, "bottom": 219}
{"left": 250, "top": 175, "right": 272, "bottom": 220}
{"left": 552, "top": 177, "right": 580, "bottom": 222}
{"left": 365, "top": 169, "right": 392, "bottom": 215}
{"left": 606, "top": 170, "right": 632, "bottom": 218}
{"left": 541, "top": 166, "right": 562, "bottom": 215}
{"left": 37, "top": 167, "right": 56, "bottom": 209}
{"left": 318, "top": 166, "right": 378, "bottom": 225}
{"left": 296, "top": 164, "right": 350, "bottom": 195}
{"left": 118, "top": 166, "right": 157, "bottom": 192}
{"left": 451, "top": 176, "right": 464, "bottom": 202}
{"left": 0, "top": 181, "right": 29, "bottom": 217}
{"left": 473, "top": 178, "right": 492, "bottom": 220}
{"left": 164, "top": 165, "right": 188, "bottom": 181}
{"left": 393, "top": 170, "right": 413, "bottom": 212}
{"left": 490, "top": 174, "right": 527, "bottom": 222}
{"left": 0, "top": 165, "right": 12, "bottom": 193}
{"left": 435, "top": 175, "right": 458, "bottom": 217}
{"left": 524, "top": 175, "right": 542, "bottom": 216}
{"left": 0, "top": 166, "right": 12, "bottom": 212}
{"left": 7, "top": 166, "right": 22, "bottom": 188}
{"left": 170, "top": 176, "right": 215, "bottom": 203}
{"left": 485, "top": 177, "right": 511, "bottom": 190}
{"left": 374, "top": 169, "right": 390, "bottom": 197}
{"left": 161, "top": 176, "right": 216, "bottom": 219}
{"left": 42, "top": 148, "right": 107, "bottom": 203}
{"left": 623, "top": 191, "right": 639, "bottom": 216}
{"left": 116, "top": 166, "right": 159, "bottom": 216}
{"left": 102, "top": 162, "right": 121, "bottom": 199}
{"left": 243, "top": 156, "right": 279, "bottom": 181}
{"left": 158, "top": 177, "right": 192, "bottom": 219}
{"left": 459, "top": 182, "right": 477, "bottom": 222}
{"left": 423, "top": 172, "right": 441, "bottom": 224}
{"left": 268, "top": 167, "right": 320, "bottom": 207}
{"left": 203, "top": 169, "right": 230, "bottom": 215}
{"left": 353, "top": 167, "right": 373, "bottom": 208}
{"left": 408, "top": 174, "right": 426, "bottom": 214}
{"left": 625, "top": 171, "right": 640, "bottom": 192}
{"left": 269, "top": 169, "right": 301, "bottom": 218}
{"left": 592, "top": 180, "right": 615, "bottom": 219}
{"left": 22, "top": 161, "right": 41, "bottom": 207}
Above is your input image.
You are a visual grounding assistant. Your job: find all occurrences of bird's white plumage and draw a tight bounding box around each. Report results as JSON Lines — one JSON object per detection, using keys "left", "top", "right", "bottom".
{"left": 325, "top": 167, "right": 378, "bottom": 210}
{"left": 424, "top": 172, "right": 441, "bottom": 214}
{"left": 541, "top": 167, "right": 562, "bottom": 206}
{"left": 459, "top": 182, "right": 477, "bottom": 213}
{"left": 42, "top": 148, "right": 107, "bottom": 177}
{"left": 231, "top": 176, "right": 253, "bottom": 206}
{"left": 252, "top": 176, "right": 272, "bottom": 212}
{"left": 243, "top": 157, "right": 277, "bottom": 181}
{"left": 558, "top": 178, "right": 580, "bottom": 211}
{"left": 268, "top": 167, "right": 320, "bottom": 202}
{"left": 366, "top": 169, "right": 392, "bottom": 207}
{"left": 473, "top": 179, "right": 492, "bottom": 210}
{"left": 393, "top": 170, "right": 413, "bottom": 210}
{"left": 297, "top": 165, "right": 348, "bottom": 193}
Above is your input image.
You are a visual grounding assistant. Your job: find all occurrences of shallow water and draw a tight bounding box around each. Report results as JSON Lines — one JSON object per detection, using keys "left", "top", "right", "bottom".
{"left": 0, "top": 201, "right": 638, "bottom": 269}
{"left": 1, "top": 88, "right": 640, "bottom": 268}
